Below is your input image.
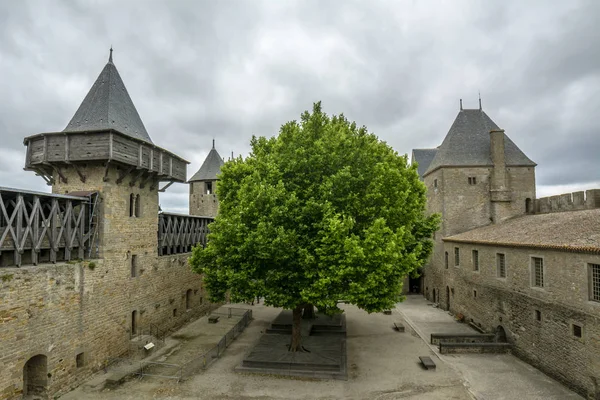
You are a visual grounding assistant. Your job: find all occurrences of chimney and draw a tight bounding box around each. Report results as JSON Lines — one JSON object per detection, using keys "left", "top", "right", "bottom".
{"left": 490, "top": 129, "right": 506, "bottom": 189}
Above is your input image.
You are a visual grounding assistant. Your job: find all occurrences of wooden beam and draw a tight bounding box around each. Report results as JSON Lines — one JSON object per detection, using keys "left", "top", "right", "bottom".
{"left": 103, "top": 161, "right": 111, "bottom": 182}
{"left": 129, "top": 169, "right": 146, "bottom": 187}
{"left": 116, "top": 166, "right": 135, "bottom": 184}
{"left": 139, "top": 172, "right": 155, "bottom": 189}
{"left": 52, "top": 165, "right": 68, "bottom": 184}
{"left": 158, "top": 180, "right": 175, "bottom": 193}
{"left": 72, "top": 163, "right": 86, "bottom": 183}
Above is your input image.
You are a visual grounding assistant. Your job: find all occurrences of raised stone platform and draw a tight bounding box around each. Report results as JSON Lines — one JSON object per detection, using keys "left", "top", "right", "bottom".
{"left": 236, "top": 310, "right": 347, "bottom": 380}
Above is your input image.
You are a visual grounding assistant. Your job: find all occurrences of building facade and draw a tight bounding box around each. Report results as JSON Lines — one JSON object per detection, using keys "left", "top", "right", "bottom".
{"left": 188, "top": 141, "right": 224, "bottom": 218}
{"left": 412, "top": 103, "right": 600, "bottom": 398}
{"left": 0, "top": 52, "right": 212, "bottom": 399}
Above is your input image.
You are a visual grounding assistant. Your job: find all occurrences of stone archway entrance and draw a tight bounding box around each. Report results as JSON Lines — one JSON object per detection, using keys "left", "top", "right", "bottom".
{"left": 23, "top": 354, "right": 48, "bottom": 397}
{"left": 446, "top": 286, "right": 450, "bottom": 311}
{"left": 495, "top": 325, "right": 507, "bottom": 343}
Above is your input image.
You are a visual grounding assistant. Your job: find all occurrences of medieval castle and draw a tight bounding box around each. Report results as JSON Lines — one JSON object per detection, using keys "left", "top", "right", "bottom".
{"left": 412, "top": 103, "right": 600, "bottom": 398}
{"left": 0, "top": 52, "right": 598, "bottom": 399}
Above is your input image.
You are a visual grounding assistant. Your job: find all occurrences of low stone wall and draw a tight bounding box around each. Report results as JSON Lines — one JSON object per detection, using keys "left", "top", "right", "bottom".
{"left": 430, "top": 333, "right": 495, "bottom": 345}
{"left": 0, "top": 253, "right": 211, "bottom": 400}
{"left": 439, "top": 342, "right": 511, "bottom": 354}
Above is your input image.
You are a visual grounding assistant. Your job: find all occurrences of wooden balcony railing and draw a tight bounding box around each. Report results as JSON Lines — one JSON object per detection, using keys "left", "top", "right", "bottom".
{"left": 158, "top": 213, "right": 213, "bottom": 256}
{"left": 0, "top": 187, "right": 97, "bottom": 267}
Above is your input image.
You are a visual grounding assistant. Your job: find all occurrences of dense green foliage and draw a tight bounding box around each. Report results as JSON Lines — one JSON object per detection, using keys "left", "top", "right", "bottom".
{"left": 190, "top": 102, "right": 439, "bottom": 315}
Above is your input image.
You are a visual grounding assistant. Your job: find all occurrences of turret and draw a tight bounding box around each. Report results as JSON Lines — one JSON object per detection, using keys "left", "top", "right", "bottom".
{"left": 188, "top": 140, "right": 224, "bottom": 217}
{"left": 22, "top": 49, "right": 189, "bottom": 258}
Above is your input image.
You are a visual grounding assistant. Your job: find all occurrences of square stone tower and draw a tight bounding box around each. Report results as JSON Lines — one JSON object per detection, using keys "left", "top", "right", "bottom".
{"left": 412, "top": 101, "right": 536, "bottom": 304}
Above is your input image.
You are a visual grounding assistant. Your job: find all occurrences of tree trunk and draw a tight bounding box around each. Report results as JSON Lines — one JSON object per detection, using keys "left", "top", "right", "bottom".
{"left": 302, "top": 303, "right": 315, "bottom": 319}
{"left": 289, "top": 305, "right": 303, "bottom": 352}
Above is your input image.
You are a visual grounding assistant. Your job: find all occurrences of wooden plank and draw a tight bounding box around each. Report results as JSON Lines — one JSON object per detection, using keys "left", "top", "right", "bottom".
{"left": 32, "top": 196, "right": 39, "bottom": 265}
{"left": 50, "top": 198, "right": 57, "bottom": 263}
{"left": 65, "top": 135, "right": 70, "bottom": 162}
{"left": 46, "top": 135, "right": 66, "bottom": 162}
{"left": 68, "top": 134, "right": 110, "bottom": 160}
{"left": 14, "top": 195, "right": 23, "bottom": 266}
{"left": 109, "top": 132, "right": 114, "bottom": 159}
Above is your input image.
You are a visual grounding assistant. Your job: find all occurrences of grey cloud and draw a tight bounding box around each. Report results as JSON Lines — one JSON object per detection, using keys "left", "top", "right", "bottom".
{"left": 1, "top": 0, "right": 599, "bottom": 211}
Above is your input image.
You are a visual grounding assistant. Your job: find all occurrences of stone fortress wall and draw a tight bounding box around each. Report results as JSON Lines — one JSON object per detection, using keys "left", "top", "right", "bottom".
{"left": 0, "top": 164, "right": 212, "bottom": 399}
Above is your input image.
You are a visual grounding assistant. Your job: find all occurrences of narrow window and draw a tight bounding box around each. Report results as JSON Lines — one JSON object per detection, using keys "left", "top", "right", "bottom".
{"left": 473, "top": 289, "right": 477, "bottom": 298}
{"left": 454, "top": 247, "right": 460, "bottom": 267}
{"left": 190, "top": 183, "right": 194, "bottom": 195}
{"left": 76, "top": 352, "right": 85, "bottom": 368}
{"left": 131, "top": 310, "right": 137, "bottom": 336}
{"left": 445, "top": 252, "right": 449, "bottom": 269}
{"left": 532, "top": 257, "right": 544, "bottom": 287}
{"left": 572, "top": 324, "right": 582, "bottom": 338}
{"left": 135, "top": 194, "right": 141, "bottom": 217}
{"left": 468, "top": 177, "right": 477, "bottom": 185}
{"left": 206, "top": 181, "right": 213, "bottom": 195}
{"left": 496, "top": 253, "right": 506, "bottom": 278}
{"left": 589, "top": 263, "right": 600, "bottom": 302}
{"left": 186, "top": 289, "right": 192, "bottom": 310}
{"left": 525, "top": 198, "right": 532, "bottom": 213}
{"left": 131, "top": 255, "right": 138, "bottom": 278}
{"left": 434, "top": 179, "right": 438, "bottom": 188}
{"left": 129, "top": 193, "right": 135, "bottom": 217}
{"left": 472, "top": 250, "right": 479, "bottom": 271}
{"left": 535, "top": 310, "right": 541, "bottom": 321}
{"left": 173, "top": 308, "right": 177, "bottom": 317}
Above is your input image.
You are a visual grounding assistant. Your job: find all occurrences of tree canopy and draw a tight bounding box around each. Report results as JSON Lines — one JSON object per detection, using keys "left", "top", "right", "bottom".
{"left": 190, "top": 102, "right": 439, "bottom": 349}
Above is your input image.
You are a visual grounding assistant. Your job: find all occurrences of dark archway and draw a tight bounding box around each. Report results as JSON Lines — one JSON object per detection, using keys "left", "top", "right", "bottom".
{"left": 495, "top": 325, "right": 508, "bottom": 343}
{"left": 23, "top": 354, "right": 48, "bottom": 396}
{"left": 525, "top": 198, "right": 532, "bottom": 213}
{"left": 446, "top": 286, "right": 450, "bottom": 311}
{"left": 409, "top": 276, "right": 422, "bottom": 294}
{"left": 186, "top": 289, "right": 192, "bottom": 310}
{"left": 432, "top": 288, "right": 436, "bottom": 303}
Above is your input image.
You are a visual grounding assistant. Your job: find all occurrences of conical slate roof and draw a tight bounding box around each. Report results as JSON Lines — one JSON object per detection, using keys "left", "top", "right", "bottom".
{"left": 189, "top": 144, "right": 224, "bottom": 182}
{"left": 63, "top": 49, "right": 153, "bottom": 143}
{"left": 423, "top": 109, "right": 535, "bottom": 176}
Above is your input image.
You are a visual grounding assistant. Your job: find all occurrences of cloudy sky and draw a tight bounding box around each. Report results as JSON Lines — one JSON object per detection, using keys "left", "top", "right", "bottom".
{"left": 1, "top": 0, "right": 599, "bottom": 213}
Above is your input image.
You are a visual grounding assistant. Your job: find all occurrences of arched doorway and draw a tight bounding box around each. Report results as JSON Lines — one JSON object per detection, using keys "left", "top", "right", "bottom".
{"left": 446, "top": 286, "right": 450, "bottom": 311}
{"left": 495, "top": 325, "right": 507, "bottom": 343}
{"left": 432, "top": 289, "right": 436, "bottom": 303}
{"left": 23, "top": 354, "right": 48, "bottom": 396}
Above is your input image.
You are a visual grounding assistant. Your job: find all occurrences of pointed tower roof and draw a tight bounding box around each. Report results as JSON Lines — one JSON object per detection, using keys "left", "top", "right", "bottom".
{"left": 189, "top": 141, "right": 225, "bottom": 182}
{"left": 423, "top": 109, "right": 535, "bottom": 176}
{"left": 63, "top": 48, "right": 153, "bottom": 143}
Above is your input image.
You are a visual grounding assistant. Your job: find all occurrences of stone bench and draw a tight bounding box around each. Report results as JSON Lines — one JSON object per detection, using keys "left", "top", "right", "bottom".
{"left": 438, "top": 342, "right": 511, "bottom": 354}
{"left": 419, "top": 356, "right": 436, "bottom": 370}
{"left": 393, "top": 322, "right": 405, "bottom": 332}
{"left": 430, "top": 333, "right": 495, "bottom": 345}
{"left": 208, "top": 315, "right": 220, "bottom": 324}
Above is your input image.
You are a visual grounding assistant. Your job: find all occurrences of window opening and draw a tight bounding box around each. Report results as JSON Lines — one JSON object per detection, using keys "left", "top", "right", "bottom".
{"left": 131, "top": 255, "right": 138, "bottom": 278}
{"left": 445, "top": 252, "right": 449, "bottom": 269}
{"left": 454, "top": 247, "right": 460, "bottom": 267}
{"left": 590, "top": 263, "right": 600, "bottom": 302}
{"left": 532, "top": 257, "right": 544, "bottom": 287}
{"left": 535, "top": 310, "right": 541, "bottom": 321}
{"left": 76, "top": 352, "right": 84, "bottom": 368}
{"left": 572, "top": 324, "right": 582, "bottom": 338}
{"left": 497, "top": 253, "right": 506, "bottom": 278}
{"left": 472, "top": 250, "right": 479, "bottom": 271}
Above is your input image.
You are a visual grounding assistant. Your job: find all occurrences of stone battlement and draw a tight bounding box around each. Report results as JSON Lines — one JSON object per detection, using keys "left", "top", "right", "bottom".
{"left": 535, "top": 189, "right": 600, "bottom": 214}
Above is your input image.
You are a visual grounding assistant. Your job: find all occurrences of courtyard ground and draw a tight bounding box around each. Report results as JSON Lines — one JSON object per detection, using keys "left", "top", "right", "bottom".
{"left": 60, "top": 297, "right": 583, "bottom": 400}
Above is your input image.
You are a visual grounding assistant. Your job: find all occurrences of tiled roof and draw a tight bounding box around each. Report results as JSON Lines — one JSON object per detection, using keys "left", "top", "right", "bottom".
{"left": 424, "top": 109, "right": 535, "bottom": 176}
{"left": 444, "top": 208, "right": 600, "bottom": 254}
{"left": 63, "top": 50, "right": 153, "bottom": 143}
{"left": 189, "top": 146, "right": 224, "bottom": 182}
{"left": 411, "top": 148, "right": 438, "bottom": 179}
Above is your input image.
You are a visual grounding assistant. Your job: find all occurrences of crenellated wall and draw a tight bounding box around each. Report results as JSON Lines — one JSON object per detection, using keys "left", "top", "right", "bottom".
{"left": 535, "top": 189, "right": 600, "bottom": 214}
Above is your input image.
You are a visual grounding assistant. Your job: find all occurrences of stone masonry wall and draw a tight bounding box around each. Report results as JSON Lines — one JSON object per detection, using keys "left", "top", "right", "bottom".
{"left": 0, "top": 163, "right": 212, "bottom": 399}
{"left": 435, "top": 241, "right": 600, "bottom": 398}
{"left": 189, "top": 181, "right": 219, "bottom": 217}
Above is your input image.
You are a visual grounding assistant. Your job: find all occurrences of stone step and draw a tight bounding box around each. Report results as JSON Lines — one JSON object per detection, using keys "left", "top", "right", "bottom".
{"left": 430, "top": 333, "right": 495, "bottom": 345}
{"left": 438, "top": 342, "right": 512, "bottom": 354}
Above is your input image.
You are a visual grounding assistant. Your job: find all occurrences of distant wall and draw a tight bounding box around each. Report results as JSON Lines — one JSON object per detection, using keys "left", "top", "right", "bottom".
{"left": 535, "top": 189, "right": 600, "bottom": 214}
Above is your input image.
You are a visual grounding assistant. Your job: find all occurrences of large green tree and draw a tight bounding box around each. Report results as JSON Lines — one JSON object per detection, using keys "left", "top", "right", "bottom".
{"left": 190, "top": 102, "right": 439, "bottom": 351}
